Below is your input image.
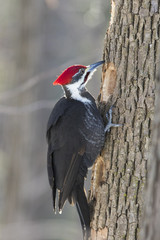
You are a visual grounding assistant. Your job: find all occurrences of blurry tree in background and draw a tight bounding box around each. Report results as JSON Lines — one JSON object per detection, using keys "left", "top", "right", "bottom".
{"left": 89, "top": 0, "right": 160, "bottom": 240}
{"left": 0, "top": 0, "right": 110, "bottom": 239}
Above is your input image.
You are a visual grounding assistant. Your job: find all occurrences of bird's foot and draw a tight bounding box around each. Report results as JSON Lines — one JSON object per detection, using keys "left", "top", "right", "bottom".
{"left": 105, "top": 106, "right": 122, "bottom": 133}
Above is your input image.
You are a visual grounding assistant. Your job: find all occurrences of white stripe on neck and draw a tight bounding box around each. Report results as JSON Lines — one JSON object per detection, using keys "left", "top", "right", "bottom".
{"left": 66, "top": 84, "right": 91, "bottom": 104}
{"left": 66, "top": 80, "right": 91, "bottom": 104}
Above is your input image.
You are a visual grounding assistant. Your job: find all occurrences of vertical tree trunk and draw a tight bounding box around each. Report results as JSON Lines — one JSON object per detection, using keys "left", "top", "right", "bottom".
{"left": 89, "top": 1, "right": 160, "bottom": 239}
{"left": 4, "top": 0, "right": 45, "bottom": 222}
{"left": 140, "top": 72, "right": 160, "bottom": 240}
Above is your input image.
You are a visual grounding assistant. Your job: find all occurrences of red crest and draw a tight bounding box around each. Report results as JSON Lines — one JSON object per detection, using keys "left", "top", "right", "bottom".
{"left": 53, "top": 65, "right": 86, "bottom": 85}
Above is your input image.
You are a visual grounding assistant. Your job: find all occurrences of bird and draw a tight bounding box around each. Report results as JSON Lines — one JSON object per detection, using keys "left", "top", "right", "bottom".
{"left": 46, "top": 60, "right": 119, "bottom": 239}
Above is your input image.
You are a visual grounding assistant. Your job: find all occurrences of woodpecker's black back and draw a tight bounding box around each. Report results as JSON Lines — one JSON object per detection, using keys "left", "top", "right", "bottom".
{"left": 46, "top": 92, "right": 105, "bottom": 239}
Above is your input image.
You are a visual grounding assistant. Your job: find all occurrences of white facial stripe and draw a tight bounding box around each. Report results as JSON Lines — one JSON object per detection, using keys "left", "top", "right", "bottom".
{"left": 80, "top": 68, "right": 97, "bottom": 87}
{"left": 86, "top": 69, "right": 97, "bottom": 83}
{"left": 66, "top": 75, "right": 90, "bottom": 104}
{"left": 65, "top": 68, "right": 96, "bottom": 104}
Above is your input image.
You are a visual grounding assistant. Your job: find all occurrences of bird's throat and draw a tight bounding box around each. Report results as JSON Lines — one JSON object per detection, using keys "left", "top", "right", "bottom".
{"left": 63, "top": 85, "right": 91, "bottom": 104}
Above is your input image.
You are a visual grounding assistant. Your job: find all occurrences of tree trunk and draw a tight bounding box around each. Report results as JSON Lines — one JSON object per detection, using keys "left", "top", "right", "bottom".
{"left": 140, "top": 72, "right": 160, "bottom": 240}
{"left": 89, "top": 1, "right": 160, "bottom": 239}
{"left": 4, "top": 0, "right": 45, "bottom": 223}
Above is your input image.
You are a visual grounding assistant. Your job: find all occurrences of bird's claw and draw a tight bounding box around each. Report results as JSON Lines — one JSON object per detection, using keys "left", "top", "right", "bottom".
{"left": 105, "top": 106, "right": 122, "bottom": 133}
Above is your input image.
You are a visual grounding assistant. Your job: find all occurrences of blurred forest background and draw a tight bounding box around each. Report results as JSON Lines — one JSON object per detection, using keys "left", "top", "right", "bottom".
{"left": 0, "top": 0, "right": 110, "bottom": 239}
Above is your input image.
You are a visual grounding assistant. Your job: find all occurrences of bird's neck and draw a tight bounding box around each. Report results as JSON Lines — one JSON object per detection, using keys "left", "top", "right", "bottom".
{"left": 63, "top": 86, "right": 91, "bottom": 104}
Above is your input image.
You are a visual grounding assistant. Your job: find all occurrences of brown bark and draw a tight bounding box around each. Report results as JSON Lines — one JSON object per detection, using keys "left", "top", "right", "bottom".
{"left": 89, "top": 1, "right": 160, "bottom": 239}
{"left": 140, "top": 72, "right": 160, "bottom": 240}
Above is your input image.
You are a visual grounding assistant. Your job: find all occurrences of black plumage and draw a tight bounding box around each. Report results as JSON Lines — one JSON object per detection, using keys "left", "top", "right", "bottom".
{"left": 46, "top": 60, "right": 106, "bottom": 239}
{"left": 46, "top": 94, "right": 105, "bottom": 237}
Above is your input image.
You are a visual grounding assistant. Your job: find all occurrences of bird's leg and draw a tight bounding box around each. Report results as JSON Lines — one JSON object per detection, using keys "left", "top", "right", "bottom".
{"left": 105, "top": 106, "right": 122, "bottom": 132}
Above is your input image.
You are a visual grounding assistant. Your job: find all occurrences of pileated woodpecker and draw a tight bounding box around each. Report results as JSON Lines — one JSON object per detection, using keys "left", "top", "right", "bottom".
{"left": 46, "top": 60, "right": 119, "bottom": 239}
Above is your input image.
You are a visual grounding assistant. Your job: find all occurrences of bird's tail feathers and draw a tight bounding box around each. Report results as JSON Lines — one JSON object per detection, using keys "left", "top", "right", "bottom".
{"left": 75, "top": 186, "right": 91, "bottom": 240}
{"left": 52, "top": 184, "right": 56, "bottom": 213}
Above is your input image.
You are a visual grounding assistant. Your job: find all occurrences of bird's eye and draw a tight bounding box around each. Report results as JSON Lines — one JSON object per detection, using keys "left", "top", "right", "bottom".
{"left": 79, "top": 68, "right": 85, "bottom": 74}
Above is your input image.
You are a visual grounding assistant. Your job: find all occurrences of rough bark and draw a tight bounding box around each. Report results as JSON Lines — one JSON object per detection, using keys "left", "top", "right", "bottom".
{"left": 140, "top": 72, "right": 160, "bottom": 240}
{"left": 89, "top": 1, "right": 160, "bottom": 239}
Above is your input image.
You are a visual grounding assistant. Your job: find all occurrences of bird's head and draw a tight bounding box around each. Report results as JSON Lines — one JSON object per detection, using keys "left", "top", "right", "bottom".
{"left": 53, "top": 60, "right": 105, "bottom": 89}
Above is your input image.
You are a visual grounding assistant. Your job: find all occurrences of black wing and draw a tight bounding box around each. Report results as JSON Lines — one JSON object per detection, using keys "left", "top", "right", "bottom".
{"left": 47, "top": 98, "right": 86, "bottom": 212}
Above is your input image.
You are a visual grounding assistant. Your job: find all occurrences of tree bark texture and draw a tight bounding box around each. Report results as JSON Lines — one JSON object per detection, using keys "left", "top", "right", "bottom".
{"left": 140, "top": 72, "right": 160, "bottom": 240}
{"left": 89, "top": 1, "right": 160, "bottom": 240}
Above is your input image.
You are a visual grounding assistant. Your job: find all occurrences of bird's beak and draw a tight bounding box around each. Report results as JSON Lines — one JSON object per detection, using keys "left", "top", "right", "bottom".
{"left": 86, "top": 60, "right": 105, "bottom": 72}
